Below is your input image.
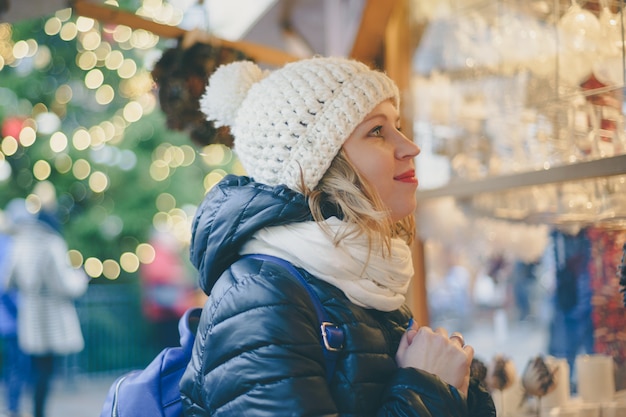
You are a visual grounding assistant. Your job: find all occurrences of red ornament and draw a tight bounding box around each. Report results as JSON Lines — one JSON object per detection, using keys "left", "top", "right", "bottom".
{"left": 1, "top": 117, "right": 25, "bottom": 139}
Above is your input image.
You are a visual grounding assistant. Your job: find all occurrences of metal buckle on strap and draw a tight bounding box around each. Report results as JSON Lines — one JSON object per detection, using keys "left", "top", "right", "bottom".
{"left": 321, "top": 322, "right": 344, "bottom": 352}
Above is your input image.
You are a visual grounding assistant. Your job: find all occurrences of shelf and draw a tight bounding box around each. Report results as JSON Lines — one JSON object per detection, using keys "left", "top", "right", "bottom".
{"left": 415, "top": 154, "right": 626, "bottom": 200}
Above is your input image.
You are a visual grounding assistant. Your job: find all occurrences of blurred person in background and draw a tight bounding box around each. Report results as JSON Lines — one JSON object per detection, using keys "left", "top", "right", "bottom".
{"left": 0, "top": 200, "right": 31, "bottom": 417}
{"left": 549, "top": 228, "right": 594, "bottom": 391}
{"left": 5, "top": 198, "right": 89, "bottom": 417}
{"left": 140, "top": 230, "right": 200, "bottom": 351}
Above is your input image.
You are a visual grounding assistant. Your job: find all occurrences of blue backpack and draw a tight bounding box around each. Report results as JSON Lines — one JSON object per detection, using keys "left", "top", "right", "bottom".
{"left": 100, "top": 254, "right": 345, "bottom": 417}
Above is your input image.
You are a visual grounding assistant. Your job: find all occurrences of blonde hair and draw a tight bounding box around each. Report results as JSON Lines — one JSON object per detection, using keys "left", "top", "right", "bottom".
{"left": 304, "top": 150, "right": 415, "bottom": 256}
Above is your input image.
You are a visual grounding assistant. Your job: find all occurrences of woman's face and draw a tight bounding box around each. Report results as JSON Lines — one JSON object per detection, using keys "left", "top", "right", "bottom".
{"left": 343, "top": 100, "right": 421, "bottom": 222}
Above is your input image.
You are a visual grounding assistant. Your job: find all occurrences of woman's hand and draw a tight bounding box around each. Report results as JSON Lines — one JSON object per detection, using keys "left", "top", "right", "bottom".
{"left": 396, "top": 323, "right": 474, "bottom": 398}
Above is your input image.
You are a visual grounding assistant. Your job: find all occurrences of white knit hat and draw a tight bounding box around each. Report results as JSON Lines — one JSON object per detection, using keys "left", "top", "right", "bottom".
{"left": 200, "top": 56, "right": 399, "bottom": 191}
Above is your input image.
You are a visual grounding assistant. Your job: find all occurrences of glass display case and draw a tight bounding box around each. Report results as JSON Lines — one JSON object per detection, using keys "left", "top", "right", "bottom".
{"left": 410, "top": 0, "right": 626, "bottom": 230}
{"left": 407, "top": 0, "right": 626, "bottom": 403}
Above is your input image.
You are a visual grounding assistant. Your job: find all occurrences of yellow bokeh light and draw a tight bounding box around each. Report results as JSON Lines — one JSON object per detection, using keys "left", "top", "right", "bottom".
{"left": 33, "top": 160, "right": 51, "bottom": 180}
{"left": 0, "top": 23, "right": 11, "bottom": 39}
{"left": 120, "top": 72, "right": 152, "bottom": 98}
{"left": 19, "top": 126, "right": 36, "bottom": 147}
{"left": 0, "top": 56, "right": 5, "bottom": 71}
{"left": 72, "top": 158, "right": 91, "bottom": 180}
{"left": 105, "top": 50, "right": 124, "bottom": 70}
{"left": 117, "top": 58, "right": 137, "bottom": 79}
{"left": 94, "top": 42, "right": 112, "bottom": 61}
{"left": 33, "top": 45, "right": 51, "bottom": 69}
{"left": 88, "top": 171, "right": 109, "bottom": 193}
{"left": 12, "top": 40, "right": 29, "bottom": 59}
{"left": 136, "top": 243, "right": 156, "bottom": 264}
{"left": 102, "top": 259, "right": 121, "bottom": 280}
{"left": 130, "top": 29, "right": 158, "bottom": 49}
{"left": 55, "top": 84, "right": 73, "bottom": 105}
{"left": 156, "top": 193, "right": 176, "bottom": 212}
{"left": 84, "top": 257, "right": 103, "bottom": 278}
{"left": 149, "top": 160, "right": 169, "bottom": 181}
{"left": 231, "top": 159, "right": 246, "bottom": 175}
{"left": 85, "top": 68, "right": 104, "bottom": 89}
{"left": 201, "top": 144, "right": 228, "bottom": 166}
{"left": 120, "top": 252, "right": 140, "bottom": 273}
{"left": 1, "top": 136, "right": 18, "bottom": 156}
{"left": 77, "top": 51, "right": 97, "bottom": 70}
{"left": 32, "top": 103, "right": 47, "bottom": 115}
{"left": 165, "top": 146, "right": 185, "bottom": 168}
{"left": 89, "top": 125, "right": 106, "bottom": 147}
{"left": 153, "top": 211, "right": 171, "bottom": 231}
{"left": 203, "top": 170, "right": 226, "bottom": 192}
{"left": 60, "top": 22, "right": 78, "bottom": 41}
{"left": 67, "top": 249, "right": 84, "bottom": 267}
{"left": 180, "top": 145, "right": 196, "bottom": 166}
{"left": 100, "top": 121, "right": 116, "bottom": 141}
{"left": 25, "top": 39, "right": 38, "bottom": 57}
{"left": 113, "top": 25, "right": 132, "bottom": 43}
{"left": 72, "top": 128, "right": 91, "bottom": 150}
{"left": 44, "top": 17, "right": 62, "bottom": 36}
{"left": 95, "top": 84, "right": 115, "bottom": 105}
{"left": 55, "top": 7, "right": 72, "bottom": 22}
{"left": 24, "top": 194, "right": 41, "bottom": 214}
{"left": 76, "top": 16, "right": 95, "bottom": 32}
{"left": 49, "top": 131, "right": 68, "bottom": 153}
{"left": 122, "top": 101, "right": 143, "bottom": 122}
{"left": 54, "top": 153, "right": 72, "bottom": 173}
{"left": 81, "top": 31, "right": 101, "bottom": 51}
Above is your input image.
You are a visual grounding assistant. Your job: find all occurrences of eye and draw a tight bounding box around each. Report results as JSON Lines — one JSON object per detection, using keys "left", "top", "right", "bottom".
{"left": 369, "top": 126, "right": 383, "bottom": 137}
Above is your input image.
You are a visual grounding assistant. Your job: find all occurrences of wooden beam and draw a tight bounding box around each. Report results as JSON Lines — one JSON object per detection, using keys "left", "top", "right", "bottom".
{"left": 72, "top": 1, "right": 299, "bottom": 67}
{"left": 383, "top": 0, "right": 430, "bottom": 326}
{"left": 349, "top": 0, "right": 400, "bottom": 67}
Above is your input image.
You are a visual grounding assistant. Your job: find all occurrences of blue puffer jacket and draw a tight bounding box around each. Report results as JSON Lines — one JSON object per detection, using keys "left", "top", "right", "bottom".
{"left": 180, "top": 175, "right": 494, "bottom": 416}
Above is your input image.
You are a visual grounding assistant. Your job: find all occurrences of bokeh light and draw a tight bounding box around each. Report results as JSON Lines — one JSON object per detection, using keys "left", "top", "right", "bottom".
{"left": 72, "top": 128, "right": 91, "bottom": 150}
{"left": 95, "top": 84, "right": 115, "bottom": 105}
{"left": 85, "top": 68, "right": 104, "bottom": 89}
{"left": 136, "top": 242, "right": 156, "bottom": 264}
{"left": 102, "top": 259, "right": 121, "bottom": 280}
{"left": 19, "top": 126, "right": 36, "bottom": 147}
{"left": 44, "top": 17, "right": 63, "bottom": 36}
{"left": 33, "top": 160, "right": 51, "bottom": 180}
{"left": 204, "top": 169, "right": 227, "bottom": 192}
{"left": 60, "top": 22, "right": 78, "bottom": 42}
{"left": 120, "top": 251, "right": 140, "bottom": 273}
{"left": 84, "top": 257, "right": 104, "bottom": 278}
{"left": 88, "top": 171, "right": 109, "bottom": 193}
{"left": 67, "top": 249, "right": 84, "bottom": 267}
{"left": 72, "top": 158, "right": 91, "bottom": 180}
{"left": 122, "top": 101, "right": 142, "bottom": 122}
{"left": 54, "top": 153, "right": 72, "bottom": 173}
{"left": 77, "top": 51, "right": 98, "bottom": 70}
{"left": 1, "top": 136, "right": 18, "bottom": 156}
{"left": 49, "top": 131, "right": 68, "bottom": 153}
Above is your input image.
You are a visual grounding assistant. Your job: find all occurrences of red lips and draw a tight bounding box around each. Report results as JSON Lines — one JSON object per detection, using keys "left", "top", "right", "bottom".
{"left": 394, "top": 170, "right": 417, "bottom": 183}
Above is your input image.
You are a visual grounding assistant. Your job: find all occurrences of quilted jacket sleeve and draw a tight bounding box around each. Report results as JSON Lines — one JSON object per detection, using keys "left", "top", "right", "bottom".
{"left": 378, "top": 368, "right": 495, "bottom": 417}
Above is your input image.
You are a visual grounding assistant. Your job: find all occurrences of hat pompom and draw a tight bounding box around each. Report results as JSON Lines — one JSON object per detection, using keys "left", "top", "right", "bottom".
{"left": 199, "top": 60, "right": 267, "bottom": 128}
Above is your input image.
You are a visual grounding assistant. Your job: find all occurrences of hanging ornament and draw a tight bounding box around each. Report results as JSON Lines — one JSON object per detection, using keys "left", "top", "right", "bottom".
{"left": 151, "top": 35, "right": 250, "bottom": 148}
{"left": 557, "top": 1, "right": 602, "bottom": 87}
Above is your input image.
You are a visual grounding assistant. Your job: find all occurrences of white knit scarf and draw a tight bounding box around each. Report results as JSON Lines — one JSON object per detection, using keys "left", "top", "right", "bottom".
{"left": 239, "top": 217, "right": 414, "bottom": 311}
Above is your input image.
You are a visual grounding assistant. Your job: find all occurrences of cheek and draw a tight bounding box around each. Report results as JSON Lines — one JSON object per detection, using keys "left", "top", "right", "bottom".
{"left": 349, "top": 148, "right": 394, "bottom": 182}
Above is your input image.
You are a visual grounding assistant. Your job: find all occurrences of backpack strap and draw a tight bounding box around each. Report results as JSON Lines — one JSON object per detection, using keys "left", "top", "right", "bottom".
{"left": 242, "top": 253, "right": 345, "bottom": 383}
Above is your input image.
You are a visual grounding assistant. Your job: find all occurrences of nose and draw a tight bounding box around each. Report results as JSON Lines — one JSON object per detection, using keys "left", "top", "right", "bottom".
{"left": 395, "top": 130, "right": 421, "bottom": 160}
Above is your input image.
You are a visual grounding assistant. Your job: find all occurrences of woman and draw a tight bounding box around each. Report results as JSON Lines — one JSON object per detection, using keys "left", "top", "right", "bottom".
{"left": 180, "top": 56, "right": 494, "bottom": 416}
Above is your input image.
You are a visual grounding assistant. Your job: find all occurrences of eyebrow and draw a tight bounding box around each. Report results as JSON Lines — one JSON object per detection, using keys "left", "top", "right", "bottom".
{"left": 361, "top": 112, "right": 400, "bottom": 125}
